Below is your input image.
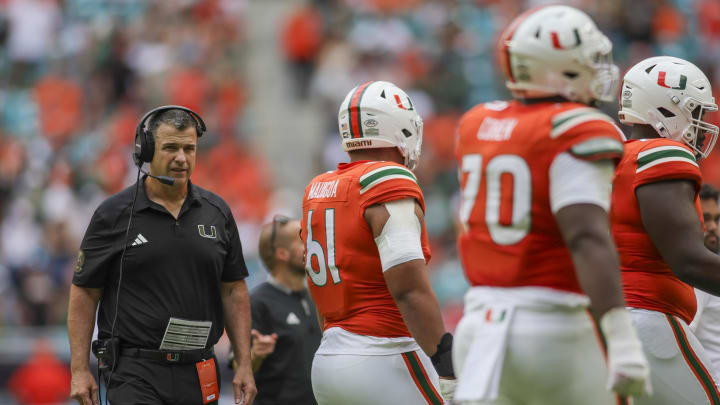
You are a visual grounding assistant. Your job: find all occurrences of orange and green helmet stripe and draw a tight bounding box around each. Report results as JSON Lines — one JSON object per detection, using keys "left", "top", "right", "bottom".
{"left": 348, "top": 81, "right": 374, "bottom": 139}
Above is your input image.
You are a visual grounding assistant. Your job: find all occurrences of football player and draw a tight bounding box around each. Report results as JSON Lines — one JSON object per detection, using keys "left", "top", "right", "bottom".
{"left": 691, "top": 184, "right": 720, "bottom": 383}
{"left": 453, "top": 5, "right": 650, "bottom": 404}
{"left": 613, "top": 55, "right": 720, "bottom": 404}
{"left": 302, "top": 81, "right": 455, "bottom": 405}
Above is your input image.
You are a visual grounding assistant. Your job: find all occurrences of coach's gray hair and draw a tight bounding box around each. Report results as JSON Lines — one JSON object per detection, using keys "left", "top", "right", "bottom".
{"left": 148, "top": 109, "right": 197, "bottom": 136}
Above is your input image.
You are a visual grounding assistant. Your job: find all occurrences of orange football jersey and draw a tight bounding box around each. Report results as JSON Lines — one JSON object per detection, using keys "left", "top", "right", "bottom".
{"left": 611, "top": 138, "right": 702, "bottom": 324}
{"left": 301, "top": 160, "right": 431, "bottom": 338}
{"left": 456, "top": 100, "right": 624, "bottom": 293}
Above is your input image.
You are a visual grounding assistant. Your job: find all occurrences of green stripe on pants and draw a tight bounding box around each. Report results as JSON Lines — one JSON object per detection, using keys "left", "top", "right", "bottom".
{"left": 667, "top": 315, "right": 720, "bottom": 404}
{"left": 403, "top": 352, "right": 443, "bottom": 405}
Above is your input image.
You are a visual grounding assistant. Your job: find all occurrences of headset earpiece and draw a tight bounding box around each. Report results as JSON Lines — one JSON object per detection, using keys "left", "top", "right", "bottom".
{"left": 133, "top": 105, "right": 207, "bottom": 165}
{"left": 133, "top": 124, "right": 154, "bottom": 164}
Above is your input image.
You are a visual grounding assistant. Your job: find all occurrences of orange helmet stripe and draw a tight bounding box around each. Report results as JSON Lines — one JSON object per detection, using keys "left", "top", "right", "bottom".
{"left": 497, "top": 5, "right": 551, "bottom": 83}
{"left": 348, "top": 81, "right": 374, "bottom": 139}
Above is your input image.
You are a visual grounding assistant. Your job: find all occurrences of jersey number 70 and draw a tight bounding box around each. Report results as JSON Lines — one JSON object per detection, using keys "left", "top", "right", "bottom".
{"left": 459, "top": 154, "right": 532, "bottom": 245}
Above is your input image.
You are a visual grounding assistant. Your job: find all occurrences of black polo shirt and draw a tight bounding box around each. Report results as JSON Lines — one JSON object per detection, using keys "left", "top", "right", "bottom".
{"left": 72, "top": 176, "right": 248, "bottom": 349}
{"left": 251, "top": 280, "right": 321, "bottom": 405}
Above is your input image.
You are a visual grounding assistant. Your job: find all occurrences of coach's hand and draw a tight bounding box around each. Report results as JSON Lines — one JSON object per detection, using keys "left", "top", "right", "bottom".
{"left": 601, "top": 307, "right": 652, "bottom": 397}
{"left": 251, "top": 329, "right": 277, "bottom": 358}
{"left": 70, "top": 368, "right": 99, "bottom": 405}
{"left": 233, "top": 363, "right": 257, "bottom": 405}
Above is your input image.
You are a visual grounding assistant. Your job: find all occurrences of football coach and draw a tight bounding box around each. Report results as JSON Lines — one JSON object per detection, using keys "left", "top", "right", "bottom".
{"left": 67, "top": 106, "right": 257, "bottom": 405}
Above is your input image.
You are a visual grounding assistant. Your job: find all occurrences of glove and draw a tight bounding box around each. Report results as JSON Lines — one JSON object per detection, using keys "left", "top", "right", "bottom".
{"left": 431, "top": 333, "right": 456, "bottom": 402}
{"left": 600, "top": 307, "right": 652, "bottom": 397}
{"left": 431, "top": 333, "right": 455, "bottom": 378}
{"left": 438, "top": 378, "right": 456, "bottom": 402}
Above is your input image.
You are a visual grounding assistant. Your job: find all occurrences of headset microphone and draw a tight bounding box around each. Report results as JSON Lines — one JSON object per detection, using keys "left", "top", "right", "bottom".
{"left": 132, "top": 148, "right": 176, "bottom": 186}
{"left": 139, "top": 167, "right": 175, "bottom": 186}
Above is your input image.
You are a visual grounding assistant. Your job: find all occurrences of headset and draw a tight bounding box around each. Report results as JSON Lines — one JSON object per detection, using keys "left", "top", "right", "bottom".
{"left": 98, "top": 105, "right": 207, "bottom": 405}
{"left": 133, "top": 104, "right": 206, "bottom": 165}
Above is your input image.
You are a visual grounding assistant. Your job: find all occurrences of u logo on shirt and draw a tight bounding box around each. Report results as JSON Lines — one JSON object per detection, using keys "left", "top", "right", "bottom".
{"left": 198, "top": 225, "right": 217, "bottom": 239}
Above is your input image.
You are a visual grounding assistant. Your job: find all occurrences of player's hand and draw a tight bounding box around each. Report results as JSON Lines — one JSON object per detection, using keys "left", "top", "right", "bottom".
{"left": 250, "top": 329, "right": 277, "bottom": 358}
{"left": 601, "top": 307, "right": 652, "bottom": 397}
{"left": 438, "top": 377, "right": 456, "bottom": 402}
{"left": 70, "top": 368, "right": 99, "bottom": 405}
{"left": 232, "top": 364, "right": 257, "bottom": 405}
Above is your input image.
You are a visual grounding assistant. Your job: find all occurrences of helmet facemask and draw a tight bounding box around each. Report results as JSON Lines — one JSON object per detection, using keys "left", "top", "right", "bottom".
{"left": 402, "top": 116, "right": 423, "bottom": 170}
{"left": 584, "top": 38, "right": 620, "bottom": 102}
{"left": 683, "top": 100, "right": 719, "bottom": 159}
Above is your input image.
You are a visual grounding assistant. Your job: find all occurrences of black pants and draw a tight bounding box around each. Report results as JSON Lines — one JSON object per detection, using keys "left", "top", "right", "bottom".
{"left": 103, "top": 355, "right": 220, "bottom": 405}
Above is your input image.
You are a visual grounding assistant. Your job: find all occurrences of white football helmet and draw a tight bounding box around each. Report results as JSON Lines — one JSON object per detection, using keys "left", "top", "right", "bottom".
{"left": 498, "top": 5, "right": 619, "bottom": 104}
{"left": 338, "top": 81, "right": 423, "bottom": 170}
{"left": 619, "top": 56, "right": 718, "bottom": 159}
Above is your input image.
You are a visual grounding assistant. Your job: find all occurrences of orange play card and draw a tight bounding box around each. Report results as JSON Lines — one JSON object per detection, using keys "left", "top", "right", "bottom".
{"left": 196, "top": 358, "right": 219, "bottom": 404}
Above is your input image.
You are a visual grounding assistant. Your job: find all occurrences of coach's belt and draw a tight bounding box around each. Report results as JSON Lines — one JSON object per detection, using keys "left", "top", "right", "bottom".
{"left": 120, "top": 347, "right": 214, "bottom": 364}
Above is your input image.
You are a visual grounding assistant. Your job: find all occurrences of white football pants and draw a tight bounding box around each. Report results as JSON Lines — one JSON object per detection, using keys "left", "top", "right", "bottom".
{"left": 453, "top": 305, "right": 624, "bottom": 405}
{"left": 630, "top": 308, "right": 720, "bottom": 405}
{"left": 311, "top": 349, "right": 445, "bottom": 405}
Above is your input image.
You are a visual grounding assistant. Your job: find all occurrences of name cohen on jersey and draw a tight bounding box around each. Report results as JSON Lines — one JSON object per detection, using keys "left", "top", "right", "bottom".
{"left": 308, "top": 179, "right": 339, "bottom": 200}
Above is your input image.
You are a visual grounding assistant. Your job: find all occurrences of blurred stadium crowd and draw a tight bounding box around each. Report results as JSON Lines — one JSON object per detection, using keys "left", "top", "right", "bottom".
{"left": 0, "top": 0, "right": 719, "bottom": 402}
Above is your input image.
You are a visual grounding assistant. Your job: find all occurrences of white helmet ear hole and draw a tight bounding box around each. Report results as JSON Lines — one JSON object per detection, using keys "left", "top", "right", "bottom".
{"left": 401, "top": 129, "right": 412, "bottom": 138}
{"left": 563, "top": 71, "right": 579, "bottom": 79}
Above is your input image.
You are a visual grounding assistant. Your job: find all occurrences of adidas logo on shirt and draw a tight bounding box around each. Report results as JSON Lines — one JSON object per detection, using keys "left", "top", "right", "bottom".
{"left": 131, "top": 233, "right": 148, "bottom": 247}
{"left": 286, "top": 312, "right": 301, "bottom": 325}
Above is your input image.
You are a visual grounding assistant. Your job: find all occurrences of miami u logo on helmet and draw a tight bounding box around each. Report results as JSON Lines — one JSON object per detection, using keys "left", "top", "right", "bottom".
{"left": 657, "top": 71, "right": 687, "bottom": 90}
{"left": 394, "top": 94, "right": 414, "bottom": 111}
{"left": 550, "top": 29, "right": 582, "bottom": 49}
